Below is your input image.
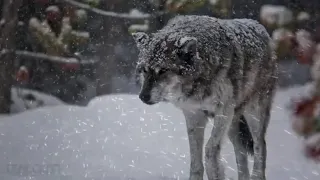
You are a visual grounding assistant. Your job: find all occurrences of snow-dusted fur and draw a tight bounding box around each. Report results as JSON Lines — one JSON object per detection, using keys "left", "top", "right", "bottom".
{"left": 132, "top": 15, "right": 278, "bottom": 180}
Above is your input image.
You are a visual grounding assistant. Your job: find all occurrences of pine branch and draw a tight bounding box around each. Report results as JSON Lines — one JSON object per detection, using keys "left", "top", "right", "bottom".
{"left": 61, "top": 0, "right": 155, "bottom": 20}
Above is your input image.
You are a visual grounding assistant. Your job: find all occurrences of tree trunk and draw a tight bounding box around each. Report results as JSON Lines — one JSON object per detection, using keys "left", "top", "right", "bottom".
{"left": 0, "top": 0, "right": 22, "bottom": 113}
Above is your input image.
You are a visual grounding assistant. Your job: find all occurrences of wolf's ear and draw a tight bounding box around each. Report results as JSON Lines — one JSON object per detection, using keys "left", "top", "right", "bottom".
{"left": 132, "top": 32, "right": 149, "bottom": 48}
{"left": 175, "top": 37, "right": 198, "bottom": 65}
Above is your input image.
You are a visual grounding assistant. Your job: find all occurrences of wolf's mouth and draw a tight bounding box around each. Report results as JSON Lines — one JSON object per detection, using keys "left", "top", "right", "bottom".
{"left": 143, "top": 101, "right": 157, "bottom": 105}
{"left": 139, "top": 94, "right": 159, "bottom": 105}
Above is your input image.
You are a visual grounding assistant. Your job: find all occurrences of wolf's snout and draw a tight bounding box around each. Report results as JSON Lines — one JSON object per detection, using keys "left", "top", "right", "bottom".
{"left": 139, "top": 93, "right": 155, "bottom": 105}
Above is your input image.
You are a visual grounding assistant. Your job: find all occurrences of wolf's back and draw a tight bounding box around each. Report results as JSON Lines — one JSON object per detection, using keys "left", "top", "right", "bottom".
{"left": 161, "top": 15, "right": 272, "bottom": 60}
{"left": 159, "top": 15, "right": 277, "bottom": 86}
{"left": 163, "top": 15, "right": 277, "bottom": 101}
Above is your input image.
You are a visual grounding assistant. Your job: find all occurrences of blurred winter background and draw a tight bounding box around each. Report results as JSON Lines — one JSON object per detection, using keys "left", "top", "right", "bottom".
{"left": 0, "top": 0, "right": 320, "bottom": 180}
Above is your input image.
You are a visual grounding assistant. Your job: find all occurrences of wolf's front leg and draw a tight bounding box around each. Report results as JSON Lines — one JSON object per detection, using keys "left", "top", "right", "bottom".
{"left": 205, "top": 106, "right": 234, "bottom": 180}
{"left": 183, "top": 110, "right": 208, "bottom": 180}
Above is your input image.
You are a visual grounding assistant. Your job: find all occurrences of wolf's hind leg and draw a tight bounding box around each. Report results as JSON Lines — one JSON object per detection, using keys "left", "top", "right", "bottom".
{"left": 228, "top": 109, "right": 253, "bottom": 180}
{"left": 205, "top": 105, "right": 234, "bottom": 180}
{"left": 244, "top": 94, "right": 273, "bottom": 180}
{"left": 183, "top": 110, "right": 208, "bottom": 180}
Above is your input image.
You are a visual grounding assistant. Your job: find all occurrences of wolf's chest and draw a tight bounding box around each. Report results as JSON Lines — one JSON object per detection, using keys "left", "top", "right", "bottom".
{"left": 174, "top": 81, "right": 236, "bottom": 112}
{"left": 173, "top": 95, "right": 225, "bottom": 113}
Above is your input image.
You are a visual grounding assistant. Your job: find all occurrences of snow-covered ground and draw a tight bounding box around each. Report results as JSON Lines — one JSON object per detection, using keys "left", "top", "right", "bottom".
{"left": 0, "top": 84, "right": 319, "bottom": 180}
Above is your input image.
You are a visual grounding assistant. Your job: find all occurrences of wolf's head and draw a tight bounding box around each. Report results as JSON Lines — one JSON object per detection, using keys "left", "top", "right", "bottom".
{"left": 132, "top": 32, "right": 206, "bottom": 106}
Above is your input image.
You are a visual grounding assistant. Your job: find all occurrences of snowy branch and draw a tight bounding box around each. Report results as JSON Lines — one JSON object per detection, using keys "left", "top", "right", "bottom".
{"left": 0, "top": 49, "right": 14, "bottom": 59}
{"left": 15, "top": 50, "right": 79, "bottom": 63}
{"left": 1, "top": 49, "right": 79, "bottom": 64}
{"left": 61, "top": 0, "right": 156, "bottom": 20}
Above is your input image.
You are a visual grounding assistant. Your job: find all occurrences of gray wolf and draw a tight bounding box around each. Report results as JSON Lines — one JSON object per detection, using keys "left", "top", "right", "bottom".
{"left": 132, "top": 15, "right": 278, "bottom": 180}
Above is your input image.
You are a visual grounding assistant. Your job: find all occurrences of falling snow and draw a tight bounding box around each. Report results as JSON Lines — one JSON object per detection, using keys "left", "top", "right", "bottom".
{"left": 1, "top": 0, "right": 320, "bottom": 180}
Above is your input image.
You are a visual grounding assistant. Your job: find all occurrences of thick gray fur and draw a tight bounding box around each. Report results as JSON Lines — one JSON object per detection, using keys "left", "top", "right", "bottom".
{"left": 132, "top": 15, "right": 278, "bottom": 180}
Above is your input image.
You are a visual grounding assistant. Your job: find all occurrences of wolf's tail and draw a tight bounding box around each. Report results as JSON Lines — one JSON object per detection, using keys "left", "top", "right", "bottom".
{"left": 238, "top": 115, "right": 254, "bottom": 156}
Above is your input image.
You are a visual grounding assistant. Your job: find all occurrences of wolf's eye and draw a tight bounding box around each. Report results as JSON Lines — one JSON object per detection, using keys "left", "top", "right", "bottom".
{"left": 157, "top": 69, "right": 167, "bottom": 76}
{"left": 177, "top": 50, "right": 193, "bottom": 66}
{"left": 138, "top": 67, "right": 148, "bottom": 74}
{"left": 177, "top": 50, "right": 191, "bottom": 61}
{"left": 143, "top": 68, "right": 148, "bottom": 73}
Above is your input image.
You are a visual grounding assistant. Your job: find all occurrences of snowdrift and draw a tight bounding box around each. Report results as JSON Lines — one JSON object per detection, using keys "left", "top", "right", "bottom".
{"left": 0, "top": 85, "right": 319, "bottom": 180}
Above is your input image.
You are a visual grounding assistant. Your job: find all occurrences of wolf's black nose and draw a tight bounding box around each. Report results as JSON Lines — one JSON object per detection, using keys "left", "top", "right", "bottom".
{"left": 139, "top": 93, "right": 154, "bottom": 105}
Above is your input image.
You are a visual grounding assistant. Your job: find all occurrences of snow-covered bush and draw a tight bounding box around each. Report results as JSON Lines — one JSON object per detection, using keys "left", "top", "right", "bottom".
{"left": 260, "top": 4, "right": 293, "bottom": 30}
{"left": 297, "top": 11, "right": 311, "bottom": 22}
{"left": 312, "top": 44, "right": 320, "bottom": 76}
{"left": 70, "top": 9, "right": 88, "bottom": 29}
{"left": 127, "top": 9, "right": 150, "bottom": 33}
{"left": 28, "top": 16, "right": 90, "bottom": 56}
{"left": 208, "top": 0, "right": 231, "bottom": 18}
{"left": 28, "top": 17, "right": 69, "bottom": 56}
{"left": 289, "top": 48, "right": 320, "bottom": 162}
{"left": 295, "top": 29, "right": 316, "bottom": 64}
{"left": 81, "top": 0, "right": 100, "bottom": 7}
{"left": 128, "top": 8, "right": 149, "bottom": 19}
{"left": 128, "top": 21, "right": 149, "bottom": 33}
{"left": 166, "top": 0, "right": 206, "bottom": 13}
{"left": 271, "top": 28, "right": 295, "bottom": 59}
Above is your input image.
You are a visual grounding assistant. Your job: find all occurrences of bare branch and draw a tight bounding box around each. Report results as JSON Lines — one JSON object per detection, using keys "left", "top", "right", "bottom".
{"left": 15, "top": 50, "right": 80, "bottom": 63}
{"left": 1, "top": 49, "right": 79, "bottom": 64}
{"left": 61, "top": 0, "right": 153, "bottom": 20}
{"left": 0, "top": 49, "right": 13, "bottom": 59}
